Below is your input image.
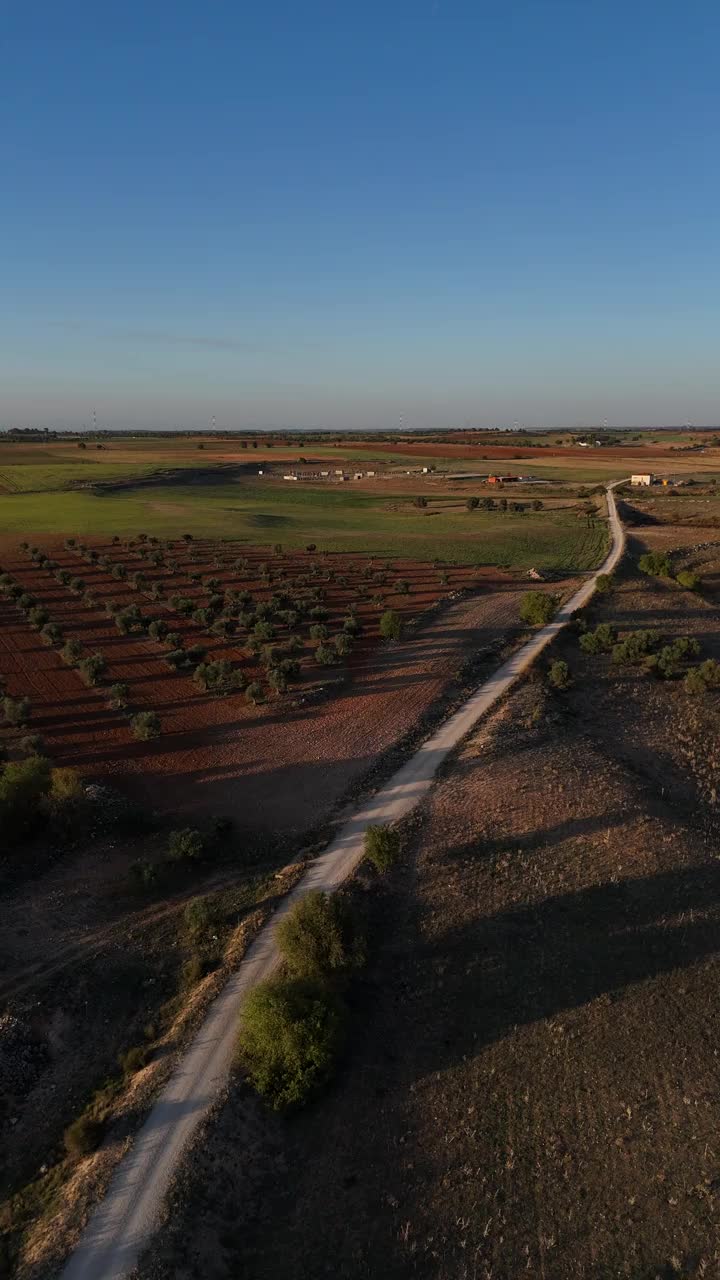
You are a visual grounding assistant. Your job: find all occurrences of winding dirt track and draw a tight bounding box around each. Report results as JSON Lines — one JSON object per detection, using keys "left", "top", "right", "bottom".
{"left": 58, "top": 487, "right": 625, "bottom": 1280}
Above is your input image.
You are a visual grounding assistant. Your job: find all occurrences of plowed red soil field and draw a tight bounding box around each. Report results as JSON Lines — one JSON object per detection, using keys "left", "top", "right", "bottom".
{"left": 1, "top": 537, "right": 567, "bottom": 834}
{"left": 363, "top": 439, "right": 693, "bottom": 460}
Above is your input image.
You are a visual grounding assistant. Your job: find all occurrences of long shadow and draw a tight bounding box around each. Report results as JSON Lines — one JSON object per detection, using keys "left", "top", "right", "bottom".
{"left": 403, "top": 859, "right": 720, "bottom": 1079}
{"left": 445, "top": 808, "right": 629, "bottom": 860}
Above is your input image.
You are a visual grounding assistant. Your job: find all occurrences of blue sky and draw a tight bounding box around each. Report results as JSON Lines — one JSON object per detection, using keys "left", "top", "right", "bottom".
{"left": 2, "top": 0, "right": 720, "bottom": 430}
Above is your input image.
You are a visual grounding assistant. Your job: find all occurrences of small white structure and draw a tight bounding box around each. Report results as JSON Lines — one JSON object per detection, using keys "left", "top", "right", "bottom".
{"left": 630, "top": 473, "right": 654, "bottom": 486}
{"left": 282, "top": 473, "right": 298, "bottom": 481}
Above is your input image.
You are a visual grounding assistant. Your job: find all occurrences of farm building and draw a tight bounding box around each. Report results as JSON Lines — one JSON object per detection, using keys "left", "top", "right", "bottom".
{"left": 630, "top": 473, "right": 654, "bottom": 486}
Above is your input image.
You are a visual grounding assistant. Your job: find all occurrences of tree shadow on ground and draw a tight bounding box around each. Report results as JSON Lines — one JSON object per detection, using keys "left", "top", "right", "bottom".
{"left": 400, "top": 859, "right": 720, "bottom": 1079}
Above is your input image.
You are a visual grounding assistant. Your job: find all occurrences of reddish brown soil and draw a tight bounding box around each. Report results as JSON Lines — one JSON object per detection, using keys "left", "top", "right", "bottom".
{"left": 0, "top": 596, "right": 133, "bottom": 762}
{"left": 364, "top": 440, "right": 702, "bottom": 460}
{"left": 143, "top": 566, "right": 720, "bottom": 1280}
{"left": 2, "top": 539, "right": 545, "bottom": 833}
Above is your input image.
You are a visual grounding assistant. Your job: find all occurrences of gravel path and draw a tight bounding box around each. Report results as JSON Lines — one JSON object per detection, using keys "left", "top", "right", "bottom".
{"left": 58, "top": 486, "right": 624, "bottom": 1280}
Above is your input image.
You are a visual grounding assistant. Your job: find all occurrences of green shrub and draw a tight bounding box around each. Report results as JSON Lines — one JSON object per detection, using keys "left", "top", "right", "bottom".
{"left": 63, "top": 1114, "right": 104, "bottom": 1158}
{"left": 696, "top": 658, "right": 720, "bottom": 687}
{"left": 28, "top": 606, "right": 49, "bottom": 629}
{"left": 118, "top": 1045, "right": 149, "bottom": 1077}
{"left": 245, "top": 681, "right": 264, "bottom": 705}
{"left": 309, "top": 623, "right": 328, "bottom": 642}
{"left": 646, "top": 635, "right": 701, "bottom": 679}
{"left": 612, "top": 629, "right": 662, "bottom": 665}
{"left": 50, "top": 766, "right": 84, "bottom": 805}
{"left": 169, "top": 595, "right": 194, "bottom": 615}
{"left": 239, "top": 977, "right": 346, "bottom": 1110}
{"left": 333, "top": 633, "right": 352, "bottom": 658}
{"left": 181, "top": 951, "right": 217, "bottom": 990}
{"left": 684, "top": 659, "right": 720, "bottom": 694}
{"left": 108, "top": 682, "right": 129, "bottom": 710}
{"left": 364, "top": 824, "right": 401, "bottom": 873}
{"left": 268, "top": 668, "right": 288, "bottom": 695}
{"left": 193, "top": 660, "right": 242, "bottom": 694}
{"left": 548, "top": 659, "right": 571, "bottom": 689}
{"left": 61, "top": 639, "right": 83, "bottom": 665}
{"left": 2, "top": 695, "right": 30, "bottom": 726}
{"left": 379, "top": 609, "right": 403, "bottom": 641}
{"left": 638, "top": 551, "right": 672, "bottom": 578}
{"left": 130, "top": 710, "right": 161, "bottom": 740}
{"left": 148, "top": 619, "right": 168, "bottom": 641}
{"left": 167, "top": 827, "right": 204, "bottom": 861}
{"left": 18, "top": 733, "right": 44, "bottom": 757}
{"left": 78, "top": 653, "right": 107, "bottom": 687}
{"left": 314, "top": 643, "right": 337, "bottom": 665}
{"left": 276, "top": 891, "right": 364, "bottom": 981}
{"left": 520, "top": 591, "right": 558, "bottom": 626}
{"left": 40, "top": 622, "right": 63, "bottom": 646}
{"left": 595, "top": 573, "right": 615, "bottom": 594}
{"left": 0, "top": 755, "right": 52, "bottom": 840}
{"left": 184, "top": 895, "right": 213, "bottom": 935}
{"left": 579, "top": 622, "right": 618, "bottom": 655}
{"left": 676, "top": 569, "right": 701, "bottom": 591}
{"left": 466, "top": 496, "right": 479, "bottom": 511}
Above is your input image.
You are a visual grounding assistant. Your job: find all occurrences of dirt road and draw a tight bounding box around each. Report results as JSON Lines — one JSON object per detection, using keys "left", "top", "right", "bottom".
{"left": 58, "top": 487, "right": 625, "bottom": 1280}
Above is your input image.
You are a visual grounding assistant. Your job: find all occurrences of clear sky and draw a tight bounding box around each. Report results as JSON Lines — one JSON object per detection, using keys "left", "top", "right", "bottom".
{"left": 2, "top": 0, "right": 719, "bottom": 431}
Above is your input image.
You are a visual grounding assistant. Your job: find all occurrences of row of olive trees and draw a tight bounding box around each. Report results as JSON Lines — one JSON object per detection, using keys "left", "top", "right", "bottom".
{"left": 9, "top": 557, "right": 161, "bottom": 741}
{"left": 465, "top": 495, "right": 543, "bottom": 513}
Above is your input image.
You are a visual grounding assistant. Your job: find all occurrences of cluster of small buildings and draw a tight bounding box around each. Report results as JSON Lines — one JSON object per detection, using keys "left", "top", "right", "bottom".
{"left": 280, "top": 468, "right": 377, "bottom": 482}
{"left": 630, "top": 473, "right": 683, "bottom": 487}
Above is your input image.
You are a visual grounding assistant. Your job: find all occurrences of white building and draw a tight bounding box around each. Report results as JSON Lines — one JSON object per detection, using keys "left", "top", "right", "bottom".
{"left": 630, "top": 473, "right": 654, "bottom": 486}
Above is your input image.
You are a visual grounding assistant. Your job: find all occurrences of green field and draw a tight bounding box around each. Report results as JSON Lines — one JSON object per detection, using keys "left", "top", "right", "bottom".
{"left": 0, "top": 477, "right": 609, "bottom": 569}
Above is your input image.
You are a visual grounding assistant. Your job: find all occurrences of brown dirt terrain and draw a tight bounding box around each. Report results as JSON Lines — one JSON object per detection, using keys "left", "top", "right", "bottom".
{"left": 140, "top": 563, "right": 720, "bottom": 1280}
{"left": 0, "top": 555, "right": 552, "bottom": 1253}
{"left": 353, "top": 440, "right": 714, "bottom": 461}
{"left": 2, "top": 540, "right": 547, "bottom": 833}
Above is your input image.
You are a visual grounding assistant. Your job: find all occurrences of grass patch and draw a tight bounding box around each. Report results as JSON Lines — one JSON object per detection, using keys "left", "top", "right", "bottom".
{"left": 0, "top": 480, "right": 610, "bottom": 569}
